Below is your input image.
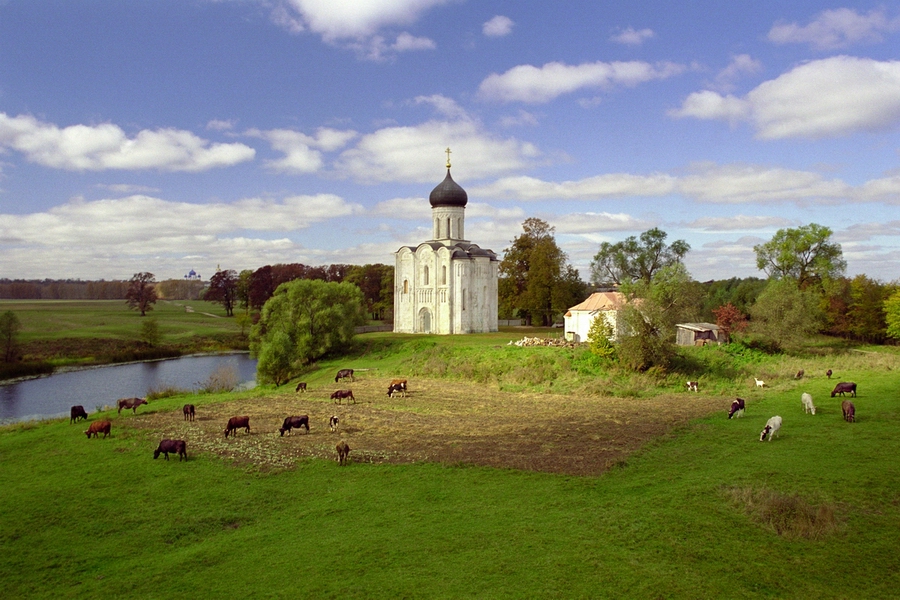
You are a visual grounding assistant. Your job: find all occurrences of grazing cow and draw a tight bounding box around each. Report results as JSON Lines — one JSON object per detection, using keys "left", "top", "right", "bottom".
{"left": 329, "top": 415, "right": 340, "bottom": 433}
{"left": 801, "top": 393, "right": 816, "bottom": 415}
{"left": 336, "top": 440, "right": 351, "bottom": 466}
{"left": 842, "top": 401, "right": 856, "bottom": 423}
{"left": 154, "top": 439, "right": 187, "bottom": 461}
{"left": 331, "top": 389, "right": 356, "bottom": 404}
{"left": 70, "top": 405, "right": 88, "bottom": 424}
{"left": 728, "top": 398, "right": 745, "bottom": 419}
{"left": 759, "top": 416, "right": 782, "bottom": 442}
{"left": 117, "top": 397, "right": 148, "bottom": 415}
{"left": 754, "top": 378, "right": 765, "bottom": 388}
{"left": 831, "top": 382, "right": 857, "bottom": 398}
{"left": 183, "top": 404, "right": 195, "bottom": 421}
{"left": 685, "top": 381, "right": 699, "bottom": 392}
{"left": 295, "top": 382, "right": 307, "bottom": 393}
{"left": 387, "top": 379, "right": 408, "bottom": 398}
{"left": 335, "top": 369, "right": 354, "bottom": 383}
{"left": 826, "top": 369, "right": 833, "bottom": 379}
{"left": 795, "top": 369, "right": 804, "bottom": 380}
{"left": 224, "top": 415, "right": 251, "bottom": 438}
{"left": 279, "top": 415, "right": 310, "bottom": 436}
{"left": 85, "top": 420, "right": 111, "bottom": 439}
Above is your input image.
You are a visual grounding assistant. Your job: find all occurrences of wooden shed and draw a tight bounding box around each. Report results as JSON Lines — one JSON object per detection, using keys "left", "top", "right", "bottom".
{"left": 675, "top": 323, "right": 725, "bottom": 346}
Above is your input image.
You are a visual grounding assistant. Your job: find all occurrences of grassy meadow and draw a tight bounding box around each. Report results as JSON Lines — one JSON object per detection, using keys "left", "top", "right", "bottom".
{"left": 2, "top": 302, "right": 900, "bottom": 598}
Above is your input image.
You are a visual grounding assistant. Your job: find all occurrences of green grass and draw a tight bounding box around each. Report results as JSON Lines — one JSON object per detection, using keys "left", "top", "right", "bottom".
{"left": 2, "top": 342, "right": 900, "bottom": 598}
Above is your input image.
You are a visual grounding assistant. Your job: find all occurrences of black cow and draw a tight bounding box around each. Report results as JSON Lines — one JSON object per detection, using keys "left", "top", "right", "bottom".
{"left": 329, "top": 415, "right": 340, "bottom": 432}
{"left": 728, "top": 398, "right": 745, "bottom": 419}
{"left": 70, "top": 405, "right": 88, "bottom": 424}
{"left": 183, "top": 404, "right": 195, "bottom": 421}
{"left": 279, "top": 415, "right": 310, "bottom": 436}
{"left": 335, "top": 369, "right": 354, "bottom": 383}
{"left": 154, "top": 439, "right": 187, "bottom": 461}
{"left": 331, "top": 389, "right": 355, "bottom": 404}
{"left": 831, "top": 382, "right": 857, "bottom": 398}
{"left": 295, "top": 382, "right": 307, "bottom": 393}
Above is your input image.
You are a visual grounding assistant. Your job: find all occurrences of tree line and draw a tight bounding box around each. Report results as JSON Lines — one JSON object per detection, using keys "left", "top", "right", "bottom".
{"left": 0, "top": 278, "right": 205, "bottom": 300}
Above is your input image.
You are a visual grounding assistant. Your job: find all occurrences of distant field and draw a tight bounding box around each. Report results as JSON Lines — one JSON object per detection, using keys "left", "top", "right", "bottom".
{"left": 0, "top": 299, "right": 246, "bottom": 368}
{"left": 2, "top": 333, "right": 899, "bottom": 598}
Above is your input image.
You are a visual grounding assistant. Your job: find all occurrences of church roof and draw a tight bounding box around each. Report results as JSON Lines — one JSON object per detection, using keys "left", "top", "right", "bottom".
{"left": 429, "top": 169, "right": 468, "bottom": 208}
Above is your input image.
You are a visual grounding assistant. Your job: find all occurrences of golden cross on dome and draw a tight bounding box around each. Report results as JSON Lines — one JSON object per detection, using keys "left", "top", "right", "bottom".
{"left": 445, "top": 147, "right": 452, "bottom": 168}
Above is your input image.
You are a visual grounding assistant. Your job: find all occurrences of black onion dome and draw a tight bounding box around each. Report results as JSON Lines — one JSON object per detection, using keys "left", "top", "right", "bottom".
{"left": 429, "top": 169, "right": 468, "bottom": 207}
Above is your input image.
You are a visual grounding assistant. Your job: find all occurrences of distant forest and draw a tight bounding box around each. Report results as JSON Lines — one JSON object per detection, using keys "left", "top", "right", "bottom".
{"left": 0, "top": 278, "right": 205, "bottom": 300}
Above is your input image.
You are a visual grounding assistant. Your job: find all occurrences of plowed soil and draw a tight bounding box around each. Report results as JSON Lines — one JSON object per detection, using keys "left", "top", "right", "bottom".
{"left": 132, "top": 377, "right": 729, "bottom": 476}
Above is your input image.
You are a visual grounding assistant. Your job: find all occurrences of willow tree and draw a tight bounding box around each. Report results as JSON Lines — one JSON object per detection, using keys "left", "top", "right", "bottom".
{"left": 590, "top": 227, "right": 690, "bottom": 286}
{"left": 250, "top": 279, "right": 365, "bottom": 386}
{"left": 754, "top": 223, "right": 845, "bottom": 289}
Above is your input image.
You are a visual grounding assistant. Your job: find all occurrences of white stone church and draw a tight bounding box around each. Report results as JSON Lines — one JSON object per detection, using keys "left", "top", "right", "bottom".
{"left": 393, "top": 158, "right": 499, "bottom": 334}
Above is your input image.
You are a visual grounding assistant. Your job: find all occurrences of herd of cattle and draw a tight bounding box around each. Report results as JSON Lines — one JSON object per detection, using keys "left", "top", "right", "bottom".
{"left": 71, "top": 369, "right": 412, "bottom": 466}
{"left": 713, "top": 369, "right": 858, "bottom": 442}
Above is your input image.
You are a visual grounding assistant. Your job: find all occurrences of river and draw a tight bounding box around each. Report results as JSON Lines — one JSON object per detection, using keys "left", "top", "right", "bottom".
{"left": 0, "top": 353, "right": 258, "bottom": 424}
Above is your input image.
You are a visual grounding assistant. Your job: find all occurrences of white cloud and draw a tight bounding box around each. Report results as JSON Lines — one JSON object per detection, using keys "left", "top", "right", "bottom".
{"left": 685, "top": 215, "right": 791, "bottom": 231}
{"left": 412, "top": 94, "right": 469, "bottom": 120}
{"left": 677, "top": 163, "right": 851, "bottom": 204}
{"left": 768, "top": 8, "right": 900, "bottom": 50}
{"left": 478, "top": 60, "right": 685, "bottom": 104}
{"left": 483, "top": 15, "right": 514, "bottom": 37}
{"left": 272, "top": 0, "right": 448, "bottom": 58}
{"left": 247, "top": 126, "right": 357, "bottom": 173}
{"left": 713, "top": 54, "right": 763, "bottom": 91}
{"left": 206, "top": 119, "right": 236, "bottom": 131}
{"left": 552, "top": 212, "right": 652, "bottom": 234}
{"left": 335, "top": 119, "right": 539, "bottom": 183}
{"left": 471, "top": 173, "right": 676, "bottom": 200}
{"left": 498, "top": 110, "right": 539, "bottom": 128}
{"left": 609, "top": 27, "right": 654, "bottom": 46}
{"left": 670, "top": 57, "right": 900, "bottom": 139}
{"left": 0, "top": 113, "right": 255, "bottom": 172}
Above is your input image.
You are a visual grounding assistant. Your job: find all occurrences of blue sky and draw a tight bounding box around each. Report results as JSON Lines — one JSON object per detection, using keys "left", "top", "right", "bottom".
{"left": 1, "top": 1, "right": 899, "bottom": 283}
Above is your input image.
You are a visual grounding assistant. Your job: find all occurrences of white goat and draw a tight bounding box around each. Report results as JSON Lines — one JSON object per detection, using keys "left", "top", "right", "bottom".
{"left": 801, "top": 393, "right": 816, "bottom": 415}
{"left": 754, "top": 378, "right": 765, "bottom": 388}
{"left": 759, "top": 416, "right": 782, "bottom": 441}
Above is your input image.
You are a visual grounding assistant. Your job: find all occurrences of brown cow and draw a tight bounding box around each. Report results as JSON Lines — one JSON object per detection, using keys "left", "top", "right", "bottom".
{"left": 335, "top": 369, "right": 354, "bottom": 383}
{"left": 85, "top": 420, "right": 111, "bottom": 439}
{"left": 154, "top": 439, "right": 187, "bottom": 461}
{"left": 331, "top": 389, "right": 355, "bottom": 404}
{"left": 295, "top": 382, "right": 307, "bottom": 393}
{"left": 336, "top": 440, "right": 351, "bottom": 466}
{"left": 279, "top": 415, "right": 310, "bottom": 436}
{"left": 183, "top": 404, "right": 195, "bottom": 421}
{"left": 842, "top": 400, "right": 856, "bottom": 423}
{"left": 831, "top": 382, "right": 857, "bottom": 398}
{"left": 117, "top": 397, "right": 148, "bottom": 415}
{"left": 70, "top": 405, "right": 88, "bottom": 424}
{"left": 224, "top": 415, "right": 251, "bottom": 438}
{"left": 387, "top": 379, "right": 408, "bottom": 398}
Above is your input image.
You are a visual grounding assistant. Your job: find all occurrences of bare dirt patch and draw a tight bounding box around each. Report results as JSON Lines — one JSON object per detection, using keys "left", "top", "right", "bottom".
{"left": 131, "top": 377, "right": 729, "bottom": 476}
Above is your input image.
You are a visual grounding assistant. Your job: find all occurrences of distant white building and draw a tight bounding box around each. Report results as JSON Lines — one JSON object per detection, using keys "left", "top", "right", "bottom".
{"left": 564, "top": 292, "right": 626, "bottom": 343}
{"left": 393, "top": 156, "right": 499, "bottom": 334}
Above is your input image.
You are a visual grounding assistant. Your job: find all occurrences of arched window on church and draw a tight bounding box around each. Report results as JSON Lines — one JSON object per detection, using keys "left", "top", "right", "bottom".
{"left": 441, "top": 265, "right": 447, "bottom": 285}
{"left": 423, "top": 266, "right": 429, "bottom": 285}
{"left": 447, "top": 217, "right": 451, "bottom": 238}
{"left": 403, "top": 279, "right": 408, "bottom": 294}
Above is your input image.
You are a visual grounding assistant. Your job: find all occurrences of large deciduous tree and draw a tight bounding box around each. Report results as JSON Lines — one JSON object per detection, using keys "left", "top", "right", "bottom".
{"left": 590, "top": 227, "right": 690, "bottom": 286}
{"left": 748, "top": 278, "right": 824, "bottom": 351}
{"left": 204, "top": 269, "right": 239, "bottom": 316}
{"left": 0, "top": 310, "right": 21, "bottom": 362}
{"left": 345, "top": 264, "right": 394, "bottom": 321}
{"left": 499, "top": 218, "right": 586, "bottom": 326}
{"left": 250, "top": 279, "right": 366, "bottom": 386}
{"left": 753, "top": 223, "right": 845, "bottom": 289}
{"left": 125, "top": 272, "right": 158, "bottom": 316}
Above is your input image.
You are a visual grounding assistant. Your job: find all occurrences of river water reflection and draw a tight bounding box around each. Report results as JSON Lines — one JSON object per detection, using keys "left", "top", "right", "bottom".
{"left": 0, "top": 354, "right": 257, "bottom": 423}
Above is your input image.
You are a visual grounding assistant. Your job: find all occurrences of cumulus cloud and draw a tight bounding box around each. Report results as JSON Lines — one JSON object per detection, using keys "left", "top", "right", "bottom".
{"left": 768, "top": 8, "right": 900, "bottom": 50}
{"left": 479, "top": 60, "right": 685, "bottom": 104}
{"left": 335, "top": 119, "right": 539, "bottom": 183}
{"left": 552, "top": 211, "right": 653, "bottom": 234}
{"left": 412, "top": 94, "right": 469, "bottom": 120}
{"left": 670, "top": 56, "right": 900, "bottom": 139}
{"left": 471, "top": 173, "right": 676, "bottom": 200}
{"left": 247, "top": 127, "right": 357, "bottom": 173}
{"left": 712, "top": 54, "right": 763, "bottom": 91}
{"left": 677, "top": 163, "right": 852, "bottom": 204}
{"left": 685, "top": 215, "right": 791, "bottom": 231}
{"left": 271, "top": 0, "right": 448, "bottom": 58}
{"left": 0, "top": 113, "right": 255, "bottom": 172}
{"left": 483, "top": 15, "right": 514, "bottom": 37}
{"left": 0, "top": 193, "right": 365, "bottom": 278}
{"left": 609, "top": 27, "right": 654, "bottom": 46}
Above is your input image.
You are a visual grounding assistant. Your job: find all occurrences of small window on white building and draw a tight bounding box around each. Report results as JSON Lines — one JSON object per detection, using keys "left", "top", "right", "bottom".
{"left": 442, "top": 265, "right": 447, "bottom": 285}
{"left": 423, "top": 266, "right": 429, "bottom": 285}
{"left": 403, "top": 279, "right": 408, "bottom": 294}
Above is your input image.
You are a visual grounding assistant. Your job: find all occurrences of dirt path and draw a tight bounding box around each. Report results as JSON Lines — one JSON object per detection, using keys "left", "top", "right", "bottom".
{"left": 132, "top": 377, "right": 730, "bottom": 476}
